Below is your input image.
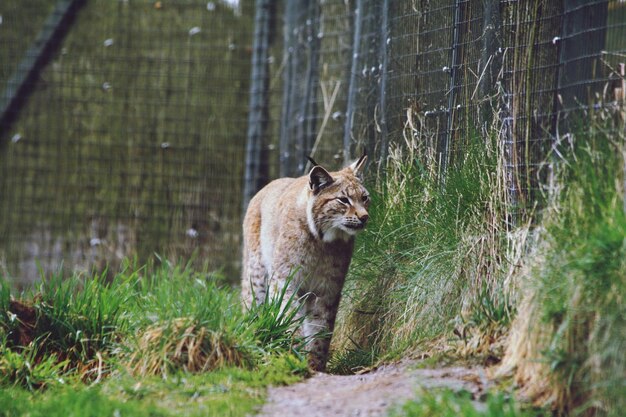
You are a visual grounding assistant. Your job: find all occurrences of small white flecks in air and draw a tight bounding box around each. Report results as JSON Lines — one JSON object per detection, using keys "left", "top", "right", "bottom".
{"left": 186, "top": 228, "right": 199, "bottom": 238}
{"left": 11, "top": 133, "right": 22, "bottom": 143}
{"left": 90, "top": 238, "right": 102, "bottom": 247}
{"left": 221, "top": 0, "right": 241, "bottom": 16}
{"left": 207, "top": 2, "right": 216, "bottom": 11}
{"left": 103, "top": 38, "right": 114, "bottom": 47}
{"left": 189, "top": 26, "right": 201, "bottom": 36}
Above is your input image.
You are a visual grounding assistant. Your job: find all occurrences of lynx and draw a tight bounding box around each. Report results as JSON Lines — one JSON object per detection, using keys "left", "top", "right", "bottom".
{"left": 241, "top": 154, "right": 369, "bottom": 371}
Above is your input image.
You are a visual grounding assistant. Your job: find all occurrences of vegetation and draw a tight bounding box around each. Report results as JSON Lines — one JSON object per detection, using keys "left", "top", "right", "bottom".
{"left": 329, "top": 102, "right": 625, "bottom": 416}
{"left": 391, "top": 390, "right": 546, "bottom": 417}
{"left": 1, "top": 2, "right": 624, "bottom": 416}
{"left": 1, "top": 105, "right": 623, "bottom": 417}
{"left": 333, "top": 129, "right": 513, "bottom": 366}
{"left": 0, "top": 261, "right": 307, "bottom": 416}
{"left": 502, "top": 115, "right": 626, "bottom": 417}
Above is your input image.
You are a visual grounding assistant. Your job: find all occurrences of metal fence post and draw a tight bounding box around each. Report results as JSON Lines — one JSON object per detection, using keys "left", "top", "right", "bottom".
{"left": 243, "top": 0, "right": 274, "bottom": 213}
{"left": 479, "top": 0, "right": 501, "bottom": 134}
{"left": 377, "top": 0, "right": 390, "bottom": 171}
{"left": 296, "top": 1, "right": 320, "bottom": 174}
{"left": 279, "top": 0, "right": 296, "bottom": 177}
{"left": 555, "top": 0, "right": 608, "bottom": 114}
{"left": 343, "top": 0, "right": 363, "bottom": 164}
{"left": 443, "top": 0, "right": 463, "bottom": 182}
{"left": 0, "top": 0, "right": 86, "bottom": 139}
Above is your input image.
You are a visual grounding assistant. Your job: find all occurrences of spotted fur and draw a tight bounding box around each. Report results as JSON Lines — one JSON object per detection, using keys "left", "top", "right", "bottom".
{"left": 241, "top": 155, "right": 369, "bottom": 371}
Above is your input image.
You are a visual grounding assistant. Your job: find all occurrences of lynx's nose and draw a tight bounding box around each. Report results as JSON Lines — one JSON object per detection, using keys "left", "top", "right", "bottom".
{"left": 359, "top": 214, "right": 369, "bottom": 225}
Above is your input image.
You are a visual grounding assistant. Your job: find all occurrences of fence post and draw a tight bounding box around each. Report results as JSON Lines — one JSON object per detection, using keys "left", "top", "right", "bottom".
{"left": 296, "top": 1, "right": 320, "bottom": 174}
{"left": 555, "top": 0, "right": 608, "bottom": 114}
{"left": 443, "top": 0, "right": 464, "bottom": 181}
{"left": 279, "top": 0, "right": 296, "bottom": 177}
{"left": 550, "top": 0, "right": 608, "bottom": 202}
{"left": 343, "top": 0, "right": 364, "bottom": 164}
{"left": 0, "top": 0, "right": 86, "bottom": 139}
{"left": 243, "top": 0, "right": 274, "bottom": 213}
{"left": 479, "top": 0, "right": 501, "bottom": 133}
{"left": 377, "top": 0, "right": 390, "bottom": 171}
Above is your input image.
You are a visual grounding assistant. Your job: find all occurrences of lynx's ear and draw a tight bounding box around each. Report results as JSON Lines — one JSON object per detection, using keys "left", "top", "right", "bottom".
{"left": 309, "top": 166, "right": 334, "bottom": 194}
{"left": 349, "top": 151, "right": 368, "bottom": 179}
{"left": 306, "top": 155, "right": 319, "bottom": 167}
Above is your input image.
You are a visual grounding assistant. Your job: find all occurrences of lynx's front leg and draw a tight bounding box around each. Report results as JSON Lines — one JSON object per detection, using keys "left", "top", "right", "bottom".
{"left": 241, "top": 245, "right": 268, "bottom": 309}
{"left": 302, "top": 292, "right": 341, "bottom": 372}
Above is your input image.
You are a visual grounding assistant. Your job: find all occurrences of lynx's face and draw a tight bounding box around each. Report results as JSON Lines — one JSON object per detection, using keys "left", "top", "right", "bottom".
{"left": 306, "top": 155, "right": 370, "bottom": 242}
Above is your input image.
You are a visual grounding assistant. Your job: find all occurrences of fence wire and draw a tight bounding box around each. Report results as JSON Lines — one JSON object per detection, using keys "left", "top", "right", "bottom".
{"left": 1, "top": 0, "right": 625, "bottom": 285}
{"left": 1, "top": 0, "right": 253, "bottom": 284}
{"left": 248, "top": 0, "right": 626, "bottom": 215}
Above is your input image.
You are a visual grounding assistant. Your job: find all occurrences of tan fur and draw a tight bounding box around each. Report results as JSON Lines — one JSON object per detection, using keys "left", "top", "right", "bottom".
{"left": 241, "top": 156, "right": 369, "bottom": 371}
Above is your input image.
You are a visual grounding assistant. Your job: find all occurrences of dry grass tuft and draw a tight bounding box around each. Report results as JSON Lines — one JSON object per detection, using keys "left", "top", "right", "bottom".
{"left": 127, "top": 317, "right": 251, "bottom": 377}
{"left": 497, "top": 293, "right": 554, "bottom": 406}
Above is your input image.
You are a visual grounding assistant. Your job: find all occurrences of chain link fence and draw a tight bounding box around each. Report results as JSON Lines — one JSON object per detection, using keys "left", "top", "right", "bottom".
{"left": 1, "top": 0, "right": 625, "bottom": 285}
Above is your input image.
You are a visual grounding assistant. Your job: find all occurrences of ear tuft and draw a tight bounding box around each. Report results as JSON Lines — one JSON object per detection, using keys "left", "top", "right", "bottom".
{"left": 309, "top": 166, "right": 334, "bottom": 194}
{"left": 348, "top": 151, "right": 368, "bottom": 178}
{"left": 306, "top": 156, "right": 319, "bottom": 167}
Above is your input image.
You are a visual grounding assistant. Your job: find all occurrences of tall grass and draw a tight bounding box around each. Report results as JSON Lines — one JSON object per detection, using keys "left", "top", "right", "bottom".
{"left": 333, "top": 126, "right": 517, "bottom": 368}
{"left": 332, "top": 103, "right": 624, "bottom": 415}
{"left": 35, "top": 270, "right": 131, "bottom": 370}
{"left": 501, "top": 113, "right": 626, "bottom": 416}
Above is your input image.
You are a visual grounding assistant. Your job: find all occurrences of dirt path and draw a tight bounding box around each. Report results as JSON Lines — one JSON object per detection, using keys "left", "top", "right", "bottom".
{"left": 255, "top": 360, "right": 491, "bottom": 417}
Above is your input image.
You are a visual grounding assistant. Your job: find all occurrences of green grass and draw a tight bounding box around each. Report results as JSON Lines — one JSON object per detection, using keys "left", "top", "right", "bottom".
{"left": 332, "top": 134, "right": 510, "bottom": 370}
{"left": 330, "top": 100, "right": 624, "bottom": 417}
{"left": 0, "top": 355, "right": 306, "bottom": 417}
{"left": 0, "top": 261, "right": 307, "bottom": 416}
{"left": 507, "top": 115, "right": 626, "bottom": 416}
{"left": 391, "top": 390, "right": 546, "bottom": 417}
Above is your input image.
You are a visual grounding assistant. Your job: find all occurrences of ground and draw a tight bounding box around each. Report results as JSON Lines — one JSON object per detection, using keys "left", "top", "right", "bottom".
{"left": 256, "top": 360, "right": 491, "bottom": 417}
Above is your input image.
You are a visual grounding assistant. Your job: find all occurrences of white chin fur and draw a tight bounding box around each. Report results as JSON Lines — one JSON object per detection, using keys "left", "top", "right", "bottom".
{"left": 322, "top": 227, "right": 353, "bottom": 243}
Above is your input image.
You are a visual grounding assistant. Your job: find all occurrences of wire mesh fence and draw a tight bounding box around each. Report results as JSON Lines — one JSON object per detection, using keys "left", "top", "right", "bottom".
{"left": 1, "top": 0, "right": 625, "bottom": 285}
{"left": 246, "top": 0, "right": 626, "bottom": 215}
{"left": 1, "top": 0, "right": 253, "bottom": 284}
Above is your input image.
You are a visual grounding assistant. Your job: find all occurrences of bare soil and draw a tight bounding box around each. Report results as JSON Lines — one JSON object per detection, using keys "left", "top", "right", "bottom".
{"left": 255, "top": 360, "right": 491, "bottom": 417}
{"left": 6, "top": 299, "right": 37, "bottom": 347}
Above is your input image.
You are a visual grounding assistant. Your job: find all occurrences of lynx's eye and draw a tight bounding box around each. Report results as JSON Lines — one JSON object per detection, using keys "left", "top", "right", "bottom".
{"left": 336, "top": 197, "right": 350, "bottom": 205}
{"left": 362, "top": 194, "right": 370, "bottom": 203}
